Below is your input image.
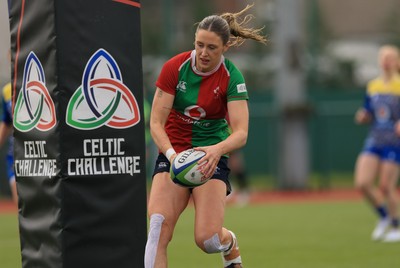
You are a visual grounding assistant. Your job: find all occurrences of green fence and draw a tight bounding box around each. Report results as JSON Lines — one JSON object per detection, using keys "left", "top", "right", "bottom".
{"left": 243, "top": 89, "right": 368, "bottom": 179}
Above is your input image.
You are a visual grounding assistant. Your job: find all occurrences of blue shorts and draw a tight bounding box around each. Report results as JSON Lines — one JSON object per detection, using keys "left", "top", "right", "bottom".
{"left": 362, "top": 145, "right": 400, "bottom": 164}
{"left": 6, "top": 154, "right": 15, "bottom": 183}
{"left": 152, "top": 153, "right": 232, "bottom": 195}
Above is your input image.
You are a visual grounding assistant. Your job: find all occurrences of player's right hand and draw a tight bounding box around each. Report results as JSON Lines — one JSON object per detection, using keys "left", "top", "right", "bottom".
{"left": 355, "top": 108, "right": 371, "bottom": 124}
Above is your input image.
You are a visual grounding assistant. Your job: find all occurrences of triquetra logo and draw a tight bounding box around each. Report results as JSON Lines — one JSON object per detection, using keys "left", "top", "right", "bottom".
{"left": 66, "top": 49, "right": 140, "bottom": 130}
{"left": 13, "top": 52, "right": 56, "bottom": 132}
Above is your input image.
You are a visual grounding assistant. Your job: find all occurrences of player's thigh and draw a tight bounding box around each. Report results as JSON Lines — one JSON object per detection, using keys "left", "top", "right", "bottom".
{"left": 379, "top": 161, "right": 400, "bottom": 189}
{"left": 354, "top": 153, "right": 380, "bottom": 186}
{"left": 148, "top": 172, "right": 191, "bottom": 225}
{"left": 192, "top": 179, "right": 227, "bottom": 239}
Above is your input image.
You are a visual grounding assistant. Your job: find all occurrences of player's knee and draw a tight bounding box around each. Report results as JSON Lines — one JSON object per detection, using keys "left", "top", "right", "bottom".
{"left": 354, "top": 180, "right": 363, "bottom": 191}
{"left": 194, "top": 232, "right": 207, "bottom": 252}
{"left": 196, "top": 233, "right": 230, "bottom": 254}
{"left": 354, "top": 179, "right": 369, "bottom": 192}
{"left": 148, "top": 214, "right": 173, "bottom": 247}
{"left": 378, "top": 183, "right": 390, "bottom": 195}
{"left": 147, "top": 213, "right": 165, "bottom": 237}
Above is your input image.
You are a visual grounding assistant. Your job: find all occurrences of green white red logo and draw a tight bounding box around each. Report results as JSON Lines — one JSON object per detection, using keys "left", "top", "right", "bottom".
{"left": 13, "top": 52, "right": 56, "bottom": 132}
{"left": 66, "top": 49, "right": 140, "bottom": 130}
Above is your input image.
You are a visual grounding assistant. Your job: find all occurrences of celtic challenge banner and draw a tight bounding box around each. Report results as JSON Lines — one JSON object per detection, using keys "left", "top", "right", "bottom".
{"left": 9, "top": 0, "right": 146, "bottom": 267}
{"left": 65, "top": 49, "right": 141, "bottom": 176}
{"left": 13, "top": 52, "right": 57, "bottom": 178}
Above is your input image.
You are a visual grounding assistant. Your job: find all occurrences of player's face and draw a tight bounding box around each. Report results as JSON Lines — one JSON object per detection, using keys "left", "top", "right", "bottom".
{"left": 379, "top": 47, "right": 399, "bottom": 73}
{"left": 194, "top": 29, "right": 229, "bottom": 72}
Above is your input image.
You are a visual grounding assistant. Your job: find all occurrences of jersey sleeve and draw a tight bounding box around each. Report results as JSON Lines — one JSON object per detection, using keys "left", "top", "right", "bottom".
{"left": 363, "top": 94, "right": 372, "bottom": 113}
{"left": 226, "top": 62, "right": 249, "bottom": 102}
{"left": 155, "top": 53, "right": 190, "bottom": 95}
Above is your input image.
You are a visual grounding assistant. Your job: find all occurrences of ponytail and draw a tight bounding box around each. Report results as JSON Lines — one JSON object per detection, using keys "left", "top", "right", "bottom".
{"left": 196, "top": 4, "right": 267, "bottom": 47}
{"left": 220, "top": 4, "right": 267, "bottom": 46}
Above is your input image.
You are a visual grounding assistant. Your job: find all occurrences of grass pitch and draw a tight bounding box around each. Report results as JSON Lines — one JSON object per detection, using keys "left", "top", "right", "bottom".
{"left": 1, "top": 200, "right": 400, "bottom": 267}
{"left": 0, "top": 213, "right": 21, "bottom": 267}
{"left": 169, "top": 201, "right": 400, "bottom": 268}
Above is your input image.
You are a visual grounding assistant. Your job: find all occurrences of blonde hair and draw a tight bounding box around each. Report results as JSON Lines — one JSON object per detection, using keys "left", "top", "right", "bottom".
{"left": 379, "top": 45, "right": 400, "bottom": 57}
{"left": 196, "top": 4, "right": 267, "bottom": 47}
{"left": 378, "top": 45, "right": 400, "bottom": 73}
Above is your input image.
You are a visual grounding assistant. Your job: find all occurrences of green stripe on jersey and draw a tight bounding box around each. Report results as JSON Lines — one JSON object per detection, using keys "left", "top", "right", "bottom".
{"left": 224, "top": 59, "right": 248, "bottom": 102}
{"left": 191, "top": 118, "right": 230, "bottom": 147}
{"left": 173, "top": 62, "right": 202, "bottom": 112}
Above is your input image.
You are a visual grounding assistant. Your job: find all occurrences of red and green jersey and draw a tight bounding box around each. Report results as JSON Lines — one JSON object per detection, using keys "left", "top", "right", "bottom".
{"left": 156, "top": 50, "right": 248, "bottom": 153}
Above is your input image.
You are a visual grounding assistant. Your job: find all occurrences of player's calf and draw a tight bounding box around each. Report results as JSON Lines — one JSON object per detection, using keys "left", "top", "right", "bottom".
{"left": 194, "top": 229, "right": 243, "bottom": 267}
{"left": 222, "top": 231, "right": 242, "bottom": 268}
{"left": 144, "top": 213, "right": 165, "bottom": 268}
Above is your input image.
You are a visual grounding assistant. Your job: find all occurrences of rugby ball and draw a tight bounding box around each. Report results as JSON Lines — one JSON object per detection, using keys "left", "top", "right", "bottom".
{"left": 170, "top": 149, "right": 209, "bottom": 187}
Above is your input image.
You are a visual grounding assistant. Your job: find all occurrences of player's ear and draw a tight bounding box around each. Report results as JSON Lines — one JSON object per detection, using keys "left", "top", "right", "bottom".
{"left": 223, "top": 43, "right": 230, "bottom": 53}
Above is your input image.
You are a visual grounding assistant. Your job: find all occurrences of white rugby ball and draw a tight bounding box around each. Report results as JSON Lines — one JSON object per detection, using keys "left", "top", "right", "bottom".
{"left": 170, "top": 148, "right": 209, "bottom": 187}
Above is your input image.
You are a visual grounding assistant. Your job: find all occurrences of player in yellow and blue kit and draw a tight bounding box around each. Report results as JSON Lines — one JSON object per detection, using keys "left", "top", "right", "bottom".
{"left": 0, "top": 82, "right": 17, "bottom": 204}
{"left": 354, "top": 45, "right": 400, "bottom": 242}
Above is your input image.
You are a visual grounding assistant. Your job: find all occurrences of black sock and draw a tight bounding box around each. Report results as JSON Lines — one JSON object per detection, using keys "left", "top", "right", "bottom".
{"left": 376, "top": 205, "right": 388, "bottom": 219}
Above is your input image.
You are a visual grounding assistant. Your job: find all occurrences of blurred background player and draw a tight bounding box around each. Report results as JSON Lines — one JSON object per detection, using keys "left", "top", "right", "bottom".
{"left": 354, "top": 44, "right": 400, "bottom": 242}
{"left": 229, "top": 149, "right": 250, "bottom": 206}
{"left": 0, "top": 79, "right": 16, "bottom": 204}
{"left": 226, "top": 115, "right": 250, "bottom": 207}
{"left": 0, "top": 49, "right": 16, "bottom": 205}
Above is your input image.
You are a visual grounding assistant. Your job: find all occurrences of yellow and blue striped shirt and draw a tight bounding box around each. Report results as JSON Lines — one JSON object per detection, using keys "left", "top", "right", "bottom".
{"left": 364, "top": 75, "right": 400, "bottom": 146}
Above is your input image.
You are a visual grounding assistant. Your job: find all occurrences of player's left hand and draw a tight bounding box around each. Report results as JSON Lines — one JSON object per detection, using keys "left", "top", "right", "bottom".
{"left": 194, "top": 145, "right": 222, "bottom": 179}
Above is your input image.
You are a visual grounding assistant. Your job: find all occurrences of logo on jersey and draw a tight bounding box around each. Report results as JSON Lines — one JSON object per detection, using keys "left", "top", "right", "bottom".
{"left": 213, "top": 86, "right": 220, "bottom": 99}
{"left": 66, "top": 49, "right": 140, "bottom": 130}
{"left": 14, "top": 52, "right": 56, "bottom": 132}
{"left": 375, "top": 104, "right": 390, "bottom": 123}
{"left": 177, "top": 81, "right": 187, "bottom": 93}
{"left": 184, "top": 105, "right": 206, "bottom": 120}
{"left": 237, "top": 83, "right": 247, "bottom": 93}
